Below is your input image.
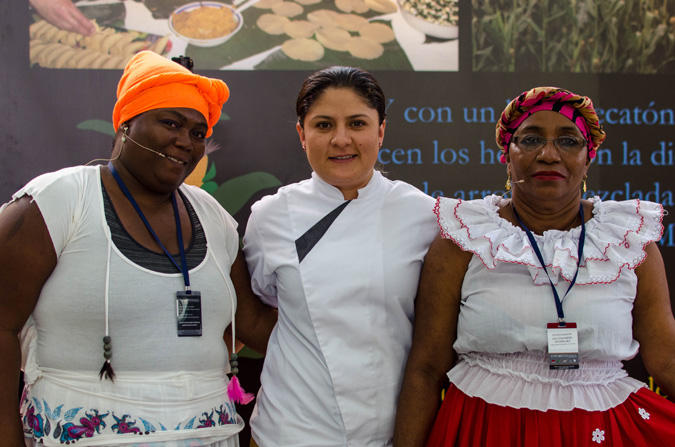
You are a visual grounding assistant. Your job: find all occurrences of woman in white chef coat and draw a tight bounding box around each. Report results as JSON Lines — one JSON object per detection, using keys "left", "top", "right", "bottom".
{"left": 242, "top": 66, "right": 438, "bottom": 447}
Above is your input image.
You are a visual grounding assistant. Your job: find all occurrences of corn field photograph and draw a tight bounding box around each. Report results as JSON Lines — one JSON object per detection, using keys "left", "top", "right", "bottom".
{"left": 472, "top": 0, "right": 675, "bottom": 73}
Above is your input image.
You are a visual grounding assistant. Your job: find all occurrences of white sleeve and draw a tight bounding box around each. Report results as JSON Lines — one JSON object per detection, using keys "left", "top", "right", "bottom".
{"left": 220, "top": 207, "right": 240, "bottom": 266}
{"left": 243, "top": 207, "right": 278, "bottom": 308}
{"left": 6, "top": 168, "right": 87, "bottom": 257}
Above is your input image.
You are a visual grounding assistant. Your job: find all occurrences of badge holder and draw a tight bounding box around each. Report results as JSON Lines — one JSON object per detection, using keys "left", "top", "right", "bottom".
{"left": 547, "top": 322, "right": 579, "bottom": 369}
{"left": 177, "top": 290, "right": 202, "bottom": 337}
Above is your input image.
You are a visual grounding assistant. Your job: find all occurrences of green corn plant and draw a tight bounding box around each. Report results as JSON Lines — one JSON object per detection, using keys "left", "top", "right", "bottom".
{"left": 472, "top": 0, "right": 675, "bottom": 73}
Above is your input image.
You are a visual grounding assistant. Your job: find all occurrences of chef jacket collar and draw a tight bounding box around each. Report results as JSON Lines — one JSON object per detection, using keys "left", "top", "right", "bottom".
{"left": 311, "top": 170, "right": 384, "bottom": 202}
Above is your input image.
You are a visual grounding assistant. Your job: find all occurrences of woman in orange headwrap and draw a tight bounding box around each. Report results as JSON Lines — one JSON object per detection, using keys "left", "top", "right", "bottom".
{"left": 0, "top": 51, "right": 276, "bottom": 447}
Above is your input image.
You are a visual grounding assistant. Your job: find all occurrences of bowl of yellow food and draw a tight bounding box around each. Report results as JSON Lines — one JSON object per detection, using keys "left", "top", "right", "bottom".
{"left": 169, "top": 2, "right": 243, "bottom": 47}
{"left": 397, "top": 0, "right": 458, "bottom": 40}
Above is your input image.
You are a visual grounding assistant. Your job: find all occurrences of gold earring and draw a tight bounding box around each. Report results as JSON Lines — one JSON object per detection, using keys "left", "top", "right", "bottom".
{"left": 582, "top": 175, "right": 587, "bottom": 193}
{"left": 505, "top": 171, "right": 512, "bottom": 192}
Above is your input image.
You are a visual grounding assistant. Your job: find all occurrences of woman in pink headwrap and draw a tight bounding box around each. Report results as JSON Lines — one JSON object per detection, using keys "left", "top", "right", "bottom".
{"left": 0, "top": 51, "right": 276, "bottom": 447}
{"left": 393, "top": 87, "right": 675, "bottom": 447}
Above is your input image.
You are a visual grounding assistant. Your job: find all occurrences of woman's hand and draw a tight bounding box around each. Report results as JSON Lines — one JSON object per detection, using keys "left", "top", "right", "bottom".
{"left": 29, "top": 0, "right": 96, "bottom": 36}
{"left": 0, "top": 197, "right": 57, "bottom": 445}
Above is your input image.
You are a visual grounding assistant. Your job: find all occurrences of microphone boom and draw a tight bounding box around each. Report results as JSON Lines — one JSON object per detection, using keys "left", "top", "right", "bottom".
{"left": 123, "top": 131, "right": 166, "bottom": 159}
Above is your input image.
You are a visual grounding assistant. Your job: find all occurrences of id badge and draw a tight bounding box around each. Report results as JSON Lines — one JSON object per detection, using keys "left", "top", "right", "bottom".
{"left": 547, "top": 322, "right": 579, "bottom": 369}
{"left": 176, "top": 291, "right": 202, "bottom": 337}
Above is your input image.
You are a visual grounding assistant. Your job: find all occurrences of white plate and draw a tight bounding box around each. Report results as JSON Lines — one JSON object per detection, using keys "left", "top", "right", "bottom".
{"left": 169, "top": 2, "right": 243, "bottom": 48}
{"left": 397, "top": 0, "right": 458, "bottom": 40}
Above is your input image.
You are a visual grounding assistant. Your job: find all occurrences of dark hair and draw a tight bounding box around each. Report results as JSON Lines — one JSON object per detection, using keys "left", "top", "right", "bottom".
{"left": 296, "top": 66, "right": 386, "bottom": 128}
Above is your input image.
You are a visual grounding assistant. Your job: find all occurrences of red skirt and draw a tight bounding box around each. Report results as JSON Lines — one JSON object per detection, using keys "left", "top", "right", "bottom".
{"left": 427, "top": 385, "right": 675, "bottom": 447}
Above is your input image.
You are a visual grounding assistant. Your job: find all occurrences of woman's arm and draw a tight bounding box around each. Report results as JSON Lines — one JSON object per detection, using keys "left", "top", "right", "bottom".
{"left": 632, "top": 241, "right": 675, "bottom": 398}
{"left": 393, "top": 234, "right": 472, "bottom": 447}
{"left": 227, "top": 250, "right": 277, "bottom": 356}
{"left": 0, "top": 196, "right": 56, "bottom": 446}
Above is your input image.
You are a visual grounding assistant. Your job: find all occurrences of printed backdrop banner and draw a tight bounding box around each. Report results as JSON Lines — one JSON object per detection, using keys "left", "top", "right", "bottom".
{"left": 2, "top": 0, "right": 674, "bottom": 413}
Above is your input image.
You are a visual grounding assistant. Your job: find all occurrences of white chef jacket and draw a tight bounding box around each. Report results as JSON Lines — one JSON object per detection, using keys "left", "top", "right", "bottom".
{"left": 243, "top": 171, "right": 437, "bottom": 447}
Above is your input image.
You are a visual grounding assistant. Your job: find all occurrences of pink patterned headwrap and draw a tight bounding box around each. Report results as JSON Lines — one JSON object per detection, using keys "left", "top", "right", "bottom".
{"left": 496, "top": 87, "right": 606, "bottom": 164}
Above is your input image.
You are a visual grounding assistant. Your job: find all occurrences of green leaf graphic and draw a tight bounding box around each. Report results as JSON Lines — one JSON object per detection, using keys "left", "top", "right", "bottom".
{"left": 203, "top": 162, "right": 217, "bottom": 182}
{"left": 77, "top": 120, "right": 116, "bottom": 136}
{"left": 211, "top": 172, "right": 281, "bottom": 216}
{"left": 201, "top": 181, "right": 219, "bottom": 194}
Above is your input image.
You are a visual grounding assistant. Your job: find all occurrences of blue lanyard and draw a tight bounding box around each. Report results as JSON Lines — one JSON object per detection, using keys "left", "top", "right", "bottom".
{"left": 512, "top": 203, "right": 585, "bottom": 326}
{"left": 108, "top": 163, "right": 191, "bottom": 292}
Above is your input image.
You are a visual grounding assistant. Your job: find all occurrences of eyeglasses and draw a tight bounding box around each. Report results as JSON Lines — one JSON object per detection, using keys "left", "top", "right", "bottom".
{"left": 512, "top": 135, "right": 588, "bottom": 154}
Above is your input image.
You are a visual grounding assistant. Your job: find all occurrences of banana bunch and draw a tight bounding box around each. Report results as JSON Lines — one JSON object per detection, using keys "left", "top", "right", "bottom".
{"left": 29, "top": 20, "right": 171, "bottom": 69}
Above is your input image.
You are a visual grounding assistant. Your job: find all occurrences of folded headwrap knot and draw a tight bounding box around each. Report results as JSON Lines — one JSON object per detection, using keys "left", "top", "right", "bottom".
{"left": 196, "top": 77, "right": 214, "bottom": 96}
{"left": 496, "top": 86, "right": 606, "bottom": 164}
{"left": 113, "top": 51, "right": 229, "bottom": 138}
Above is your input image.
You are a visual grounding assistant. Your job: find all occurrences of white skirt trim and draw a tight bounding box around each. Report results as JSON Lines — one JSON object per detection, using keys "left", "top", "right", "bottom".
{"left": 449, "top": 352, "right": 646, "bottom": 412}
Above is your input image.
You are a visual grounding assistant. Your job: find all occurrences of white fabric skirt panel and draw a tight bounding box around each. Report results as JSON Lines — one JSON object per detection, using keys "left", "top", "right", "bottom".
{"left": 449, "top": 352, "right": 646, "bottom": 412}
{"left": 21, "top": 368, "right": 243, "bottom": 447}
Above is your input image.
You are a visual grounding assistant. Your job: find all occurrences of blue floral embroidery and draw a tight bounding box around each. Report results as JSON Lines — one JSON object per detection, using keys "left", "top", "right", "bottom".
{"left": 43, "top": 400, "right": 63, "bottom": 420}
{"left": 24, "top": 405, "right": 47, "bottom": 438}
{"left": 216, "top": 404, "right": 237, "bottom": 425}
{"left": 23, "top": 397, "right": 238, "bottom": 443}
{"left": 183, "top": 416, "right": 197, "bottom": 430}
{"left": 63, "top": 406, "right": 83, "bottom": 421}
{"left": 111, "top": 413, "right": 142, "bottom": 435}
{"left": 138, "top": 416, "right": 157, "bottom": 433}
{"left": 56, "top": 409, "right": 109, "bottom": 443}
{"left": 197, "top": 411, "right": 216, "bottom": 428}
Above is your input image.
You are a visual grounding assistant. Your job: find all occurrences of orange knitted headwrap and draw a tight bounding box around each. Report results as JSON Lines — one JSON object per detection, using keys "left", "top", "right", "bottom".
{"left": 112, "top": 51, "right": 229, "bottom": 138}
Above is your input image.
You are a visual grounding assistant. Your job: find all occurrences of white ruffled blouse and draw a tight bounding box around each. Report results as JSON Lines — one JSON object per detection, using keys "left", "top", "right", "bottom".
{"left": 435, "top": 195, "right": 664, "bottom": 412}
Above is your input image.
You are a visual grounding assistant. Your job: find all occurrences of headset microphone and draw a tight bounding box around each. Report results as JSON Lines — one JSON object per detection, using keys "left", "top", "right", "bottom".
{"left": 122, "top": 126, "right": 167, "bottom": 159}
{"left": 512, "top": 179, "right": 525, "bottom": 184}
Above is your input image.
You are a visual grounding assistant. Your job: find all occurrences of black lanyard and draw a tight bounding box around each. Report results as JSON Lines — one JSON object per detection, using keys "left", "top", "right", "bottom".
{"left": 108, "top": 163, "right": 191, "bottom": 292}
{"left": 512, "top": 203, "right": 585, "bottom": 326}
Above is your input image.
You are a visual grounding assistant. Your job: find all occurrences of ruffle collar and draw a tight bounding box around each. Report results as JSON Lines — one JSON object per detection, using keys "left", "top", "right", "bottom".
{"left": 435, "top": 195, "right": 664, "bottom": 285}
